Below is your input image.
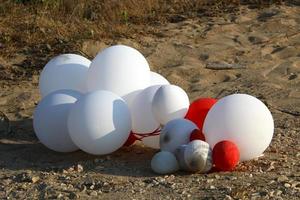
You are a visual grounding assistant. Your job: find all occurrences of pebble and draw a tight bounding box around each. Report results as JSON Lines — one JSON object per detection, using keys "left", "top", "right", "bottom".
{"left": 209, "top": 185, "right": 215, "bottom": 189}
{"left": 284, "top": 183, "right": 291, "bottom": 188}
{"left": 31, "top": 176, "right": 40, "bottom": 183}
{"left": 206, "top": 61, "right": 245, "bottom": 70}
{"left": 277, "top": 175, "right": 289, "bottom": 182}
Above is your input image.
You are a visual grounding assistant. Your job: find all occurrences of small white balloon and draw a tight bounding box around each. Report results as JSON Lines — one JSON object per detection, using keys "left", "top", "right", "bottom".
{"left": 150, "top": 71, "right": 170, "bottom": 86}
{"left": 184, "top": 140, "right": 212, "bottom": 173}
{"left": 160, "top": 119, "right": 197, "bottom": 153}
{"left": 86, "top": 45, "right": 150, "bottom": 107}
{"left": 203, "top": 94, "right": 274, "bottom": 161}
{"left": 151, "top": 151, "right": 179, "bottom": 174}
{"left": 141, "top": 135, "right": 160, "bottom": 149}
{"left": 39, "top": 54, "right": 91, "bottom": 97}
{"left": 68, "top": 90, "right": 131, "bottom": 155}
{"left": 33, "top": 90, "right": 81, "bottom": 152}
{"left": 152, "top": 85, "right": 190, "bottom": 125}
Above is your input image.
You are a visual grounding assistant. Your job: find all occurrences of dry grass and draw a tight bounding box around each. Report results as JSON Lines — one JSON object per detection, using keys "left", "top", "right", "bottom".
{"left": 0, "top": 0, "right": 283, "bottom": 78}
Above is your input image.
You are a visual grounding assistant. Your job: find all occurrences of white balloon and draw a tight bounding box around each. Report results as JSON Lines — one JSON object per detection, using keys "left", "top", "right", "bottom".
{"left": 131, "top": 85, "right": 161, "bottom": 134}
{"left": 68, "top": 90, "right": 131, "bottom": 155}
{"left": 160, "top": 119, "right": 197, "bottom": 153}
{"left": 131, "top": 72, "right": 169, "bottom": 148}
{"left": 33, "top": 90, "right": 81, "bottom": 152}
{"left": 86, "top": 45, "right": 150, "bottom": 107}
{"left": 150, "top": 71, "right": 170, "bottom": 86}
{"left": 152, "top": 85, "right": 190, "bottom": 125}
{"left": 141, "top": 135, "right": 160, "bottom": 149}
{"left": 151, "top": 151, "right": 179, "bottom": 174}
{"left": 39, "top": 54, "right": 91, "bottom": 97}
{"left": 203, "top": 94, "right": 274, "bottom": 161}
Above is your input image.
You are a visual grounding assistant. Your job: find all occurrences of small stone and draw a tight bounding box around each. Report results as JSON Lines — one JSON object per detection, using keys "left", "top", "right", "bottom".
{"left": 206, "top": 61, "right": 245, "bottom": 70}
{"left": 288, "top": 73, "right": 297, "bottom": 80}
{"left": 214, "top": 175, "right": 220, "bottom": 179}
{"left": 284, "top": 183, "right": 291, "bottom": 188}
{"left": 210, "top": 185, "right": 215, "bottom": 189}
{"left": 275, "top": 190, "right": 282, "bottom": 196}
{"left": 206, "top": 179, "right": 214, "bottom": 183}
{"left": 57, "top": 193, "right": 63, "bottom": 199}
{"left": 291, "top": 181, "right": 300, "bottom": 188}
{"left": 277, "top": 175, "right": 288, "bottom": 182}
{"left": 31, "top": 176, "right": 40, "bottom": 183}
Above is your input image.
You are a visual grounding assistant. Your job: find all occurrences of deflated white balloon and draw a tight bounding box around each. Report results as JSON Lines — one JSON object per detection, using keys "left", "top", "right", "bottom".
{"left": 68, "top": 90, "right": 131, "bottom": 155}
{"left": 33, "top": 90, "right": 81, "bottom": 152}
{"left": 160, "top": 119, "right": 197, "bottom": 153}
{"left": 184, "top": 140, "right": 212, "bottom": 173}
{"left": 150, "top": 71, "right": 170, "bottom": 86}
{"left": 86, "top": 45, "right": 150, "bottom": 107}
{"left": 203, "top": 94, "right": 274, "bottom": 161}
{"left": 151, "top": 151, "right": 179, "bottom": 174}
{"left": 152, "top": 85, "right": 190, "bottom": 125}
{"left": 39, "top": 54, "right": 91, "bottom": 97}
{"left": 141, "top": 135, "right": 160, "bottom": 149}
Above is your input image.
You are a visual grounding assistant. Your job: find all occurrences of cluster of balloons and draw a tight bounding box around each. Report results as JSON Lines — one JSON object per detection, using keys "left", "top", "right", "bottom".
{"left": 34, "top": 45, "right": 190, "bottom": 155}
{"left": 151, "top": 94, "right": 274, "bottom": 174}
{"left": 33, "top": 44, "right": 274, "bottom": 174}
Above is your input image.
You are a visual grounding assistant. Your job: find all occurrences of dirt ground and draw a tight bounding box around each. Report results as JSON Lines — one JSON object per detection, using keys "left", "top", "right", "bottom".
{"left": 0, "top": 3, "right": 300, "bottom": 200}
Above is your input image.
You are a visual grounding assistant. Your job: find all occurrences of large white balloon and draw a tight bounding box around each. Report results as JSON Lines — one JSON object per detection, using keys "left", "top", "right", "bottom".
{"left": 131, "top": 85, "right": 161, "bottom": 134}
{"left": 86, "top": 45, "right": 150, "bottom": 107}
{"left": 33, "top": 90, "right": 81, "bottom": 152}
{"left": 160, "top": 119, "right": 197, "bottom": 153}
{"left": 203, "top": 94, "right": 274, "bottom": 161}
{"left": 68, "top": 90, "right": 131, "bottom": 155}
{"left": 152, "top": 85, "right": 190, "bottom": 125}
{"left": 150, "top": 71, "right": 170, "bottom": 86}
{"left": 39, "top": 54, "right": 91, "bottom": 97}
{"left": 131, "top": 72, "right": 169, "bottom": 149}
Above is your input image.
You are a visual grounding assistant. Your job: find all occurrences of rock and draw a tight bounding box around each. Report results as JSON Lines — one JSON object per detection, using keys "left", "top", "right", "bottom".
{"left": 206, "top": 61, "right": 245, "bottom": 70}
{"left": 277, "top": 175, "right": 289, "bottom": 182}
{"left": 257, "top": 10, "right": 279, "bottom": 22}
{"left": 284, "top": 183, "right": 291, "bottom": 188}
{"left": 288, "top": 73, "right": 297, "bottom": 80}
{"left": 31, "top": 176, "right": 40, "bottom": 183}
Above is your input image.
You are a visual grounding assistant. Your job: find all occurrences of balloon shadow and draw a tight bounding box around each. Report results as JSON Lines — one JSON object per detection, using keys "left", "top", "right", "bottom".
{"left": 0, "top": 114, "right": 160, "bottom": 177}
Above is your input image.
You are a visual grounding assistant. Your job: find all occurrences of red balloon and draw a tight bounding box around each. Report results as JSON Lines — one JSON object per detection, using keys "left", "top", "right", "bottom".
{"left": 123, "top": 132, "right": 138, "bottom": 147}
{"left": 189, "top": 129, "right": 205, "bottom": 141}
{"left": 185, "top": 98, "right": 217, "bottom": 131}
{"left": 212, "top": 140, "right": 240, "bottom": 171}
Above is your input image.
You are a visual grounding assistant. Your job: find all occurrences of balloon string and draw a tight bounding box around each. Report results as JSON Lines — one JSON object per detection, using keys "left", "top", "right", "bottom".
{"left": 131, "top": 127, "right": 161, "bottom": 141}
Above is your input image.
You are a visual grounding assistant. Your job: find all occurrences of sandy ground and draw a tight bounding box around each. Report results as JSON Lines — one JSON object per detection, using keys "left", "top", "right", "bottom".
{"left": 0, "top": 4, "right": 300, "bottom": 200}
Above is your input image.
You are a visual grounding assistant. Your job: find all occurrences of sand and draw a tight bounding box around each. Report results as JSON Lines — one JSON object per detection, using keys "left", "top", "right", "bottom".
{"left": 0, "top": 4, "right": 299, "bottom": 200}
